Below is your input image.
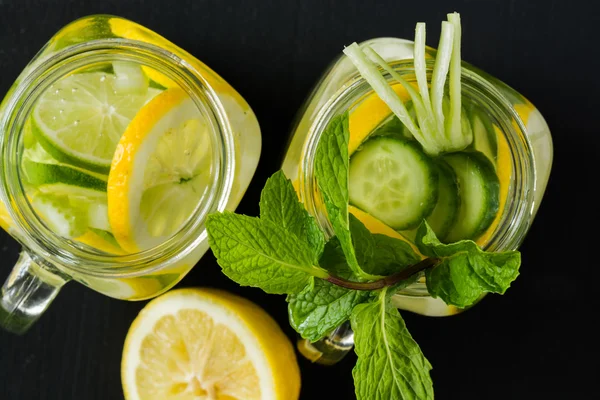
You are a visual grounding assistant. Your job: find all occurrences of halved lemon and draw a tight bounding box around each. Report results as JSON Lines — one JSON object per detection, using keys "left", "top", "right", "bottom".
{"left": 122, "top": 288, "right": 301, "bottom": 400}
{"left": 108, "top": 88, "right": 212, "bottom": 252}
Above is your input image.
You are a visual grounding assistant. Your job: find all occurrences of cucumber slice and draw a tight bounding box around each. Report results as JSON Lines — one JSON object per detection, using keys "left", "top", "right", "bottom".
{"left": 372, "top": 116, "right": 405, "bottom": 138}
{"left": 470, "top": 108, "right": 498, "bottom": 163}
{"left": 426, "top": 160, "right": 460, "bottom": 240}
{"left": 349, "top": 136, "right": 438, "bottom": 230}
{"left": 370, "top": 102, "right": 416, "bottom": 143}
{"left": 443, "top": 151, "right": 499, "bottom": 242}
{"left": 371, "top": 115, "right": 413, "bottom": 140}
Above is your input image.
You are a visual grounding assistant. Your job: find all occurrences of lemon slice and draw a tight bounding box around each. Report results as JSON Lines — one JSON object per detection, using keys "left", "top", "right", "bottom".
{"left": 76, "top": 229, "right": 125, "bottom": 255}
{"left": 122, "top": 288, "right": 301, "bottom": 400}
{"left": 108, "top": 88, "right": 212, "bottom": 252}
{"left": 0, "top": 203, "right": 13, "bottom": 232}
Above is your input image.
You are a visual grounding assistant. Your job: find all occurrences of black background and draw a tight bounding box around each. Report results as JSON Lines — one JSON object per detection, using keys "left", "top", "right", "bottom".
{"left": 1, "top": 0, "right": 598, "bottom": 399}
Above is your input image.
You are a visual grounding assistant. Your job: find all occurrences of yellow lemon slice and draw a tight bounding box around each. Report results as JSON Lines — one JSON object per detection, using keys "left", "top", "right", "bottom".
{"left": 108, "top": 88, "right": 212, "bottom": 253}
{"left": 75, "top": 229, "right": 126, "bottom": 255}
{"left": 121, "top": 288, "right": 301, "bottom": 400}
{"left": 348, "top": 83, "right": 411, "bottom": 154}
{"left": 0, "top": 202, "right": 12, "bottom": 232}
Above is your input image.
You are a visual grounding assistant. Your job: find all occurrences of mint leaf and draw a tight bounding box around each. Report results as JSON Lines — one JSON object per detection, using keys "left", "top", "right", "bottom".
{"left": 288, "top": 237, "right": 367, "bottom": 341}
{"left": 315, "top": 112, "right": 350, "bottom": 215}
{"left": 206, "top": 212, "right": 327, "bottom": 294}
{"left": 324, "top": 198, "right": 368, "bottom": 277}
{"left": 351, "top": 295, "right": 434, "bottom": 400}
{"left": 260, "top": 170, "right": 325, "bottom": 255}
{"left": 289, "top": 239, "right": 356, "bottom": 339}
{"left": 350, "top": 214, "right": 421, "bottom": 276}
{"left": 314, "top": 112, "right": 376, "bottom": 280}
{"left": 318, "top": 236, "right": 358, "bottom": 279}
{"left": 288, "top": 232, "right": 420, "bottom": 342}
{"left": 416, "top": 222, "right": 521, "bottom": 308}
{"left": 288, "top": 279, "right": 370, "bottom": 342}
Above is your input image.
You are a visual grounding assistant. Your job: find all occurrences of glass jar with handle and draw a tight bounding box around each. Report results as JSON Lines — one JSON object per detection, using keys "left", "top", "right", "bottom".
{"left": 283, "top": 37, "right": 552, "bottom": 364}
{"left": 0, "top": 15, "right": 261, "bottom": 333}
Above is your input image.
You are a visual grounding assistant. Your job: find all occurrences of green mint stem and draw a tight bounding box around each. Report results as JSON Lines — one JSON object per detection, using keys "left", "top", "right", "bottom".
{"left": 325, "top": 257, "right": 439, "bottom": 291}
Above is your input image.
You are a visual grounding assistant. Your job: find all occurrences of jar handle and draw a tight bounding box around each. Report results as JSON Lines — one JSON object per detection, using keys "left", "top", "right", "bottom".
{"left": 0, "top": 251, "right": 69, "bottom": 334}
{"left": 296, "top": 321, "right": 355, "bottom": 365}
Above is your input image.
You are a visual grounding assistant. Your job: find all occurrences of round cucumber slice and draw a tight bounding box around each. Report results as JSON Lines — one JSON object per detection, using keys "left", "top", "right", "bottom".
{"left": 349, "top": 136, "right": 438, "bottom": 230}
{"left": 443, "top": 151, "right": 500, "bottom": 242}
{"left": 426, "top": 160, "right": 460, "bottom": 241}
{"left": 31, "top": 70, "right": 161, "bottom": 173}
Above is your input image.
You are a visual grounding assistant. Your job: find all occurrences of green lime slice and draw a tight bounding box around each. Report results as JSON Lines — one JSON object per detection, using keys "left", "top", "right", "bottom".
{"left": 22, "top": 144, "right": 110, "bottom": 238}
{"left": 31, "top": 194, "right": 88, "bottom": 238}
{"left": 22, "top": 144, "right": 107, "bottom": 193}
{"left": 31, "top": 66, "right": 162, "bottom": 174}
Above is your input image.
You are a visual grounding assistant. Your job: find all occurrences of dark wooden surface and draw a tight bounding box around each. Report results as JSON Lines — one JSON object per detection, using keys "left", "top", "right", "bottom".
{"left": 1, "top": 0, "right": 598, "bottom": 398}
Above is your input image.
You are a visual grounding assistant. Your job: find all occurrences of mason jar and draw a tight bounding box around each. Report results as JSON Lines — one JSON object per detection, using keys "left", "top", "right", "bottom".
{"left": 0, "top": 15, "right": 261, "bottom": 333}
{"left": 283, "top": 38, "right": 552, "bottom": 364}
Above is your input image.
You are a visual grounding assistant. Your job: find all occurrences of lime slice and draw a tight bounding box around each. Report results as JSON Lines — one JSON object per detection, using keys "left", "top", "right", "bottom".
{"left": 31, "top": 194, "right": 88, "bottom": 238}
{"left": 22, "top": 144, "right": 111, "bottom": 239}
{"left": 23, "top": 156, "right": 106, "bottom": 193}
{"left": 22, "top": 143, "right": 107, "bottom": 195}
{"left": 31, "top": 66, "right": 162, "bottom": 173}
{"left": 108, "top": 88, "right": 212, "bottom": 252}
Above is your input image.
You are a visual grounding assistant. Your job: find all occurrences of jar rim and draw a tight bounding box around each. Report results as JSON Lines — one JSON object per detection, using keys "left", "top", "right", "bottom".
{"left": 298, "top": 59, "right": 536, "bottom": 253}
{"left": 0, "top": 39, "right": 235, "bottom": 278}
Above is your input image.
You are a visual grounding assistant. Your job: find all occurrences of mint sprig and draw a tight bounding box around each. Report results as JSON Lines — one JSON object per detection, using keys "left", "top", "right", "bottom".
{"left": 288, "top": 229, "right": 421, "bottom": 341}
{"left": 416, "top": 221, "right": 521, "bottom": 308}
{"left": 351, "top": 290, "right": 434, "bottom": 400}
{"left": 206, "top": 111, "right": 521, "bottom": 400}
{"left": 288, "top": 238, "right": 369, "bottom": 341}
{"left": 206, "top": 14, "right": 523, "bottom": 397}
{"left": 206, "top": 212, "right": 328, "bottom": 294}
{"left": 288, "top": 279, "right": 370, "bottom": 342}
{"left": 260, "top": 170, "right": 325, "bottom": 255}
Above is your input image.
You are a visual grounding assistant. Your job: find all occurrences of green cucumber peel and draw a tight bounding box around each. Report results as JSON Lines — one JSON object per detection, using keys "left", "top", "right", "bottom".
{"left": 363, "top": 47, "right": 437, "bottom": 148}
{"left": 344, "top": 13, "right": 473, "bottom": 156}
{"left": 343, "top": 43, "right": 424, "bottom": 143}
{"left": 430, "top": 21, "right": 454, "bottom": 142}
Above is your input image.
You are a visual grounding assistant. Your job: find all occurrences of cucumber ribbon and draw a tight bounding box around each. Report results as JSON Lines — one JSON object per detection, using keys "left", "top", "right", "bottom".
{"left": 343, "top": 12, "right": 472, "bottom": 156}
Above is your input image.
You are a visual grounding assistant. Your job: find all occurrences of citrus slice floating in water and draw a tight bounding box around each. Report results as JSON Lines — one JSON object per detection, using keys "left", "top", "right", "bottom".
{"left": 32, "top": 64, "right": 161, "bottom": 173}
{"left": 108, "top": 88, "right": 212, "bottom": 253}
